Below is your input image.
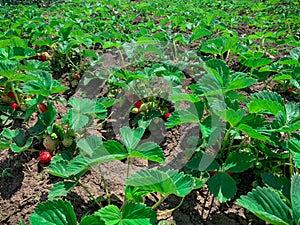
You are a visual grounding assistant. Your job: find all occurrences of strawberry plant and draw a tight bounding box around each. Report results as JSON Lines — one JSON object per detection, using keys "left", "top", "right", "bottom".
{"left": 0, "top": 0, "right": 299, "bottom": 224}
{"left": 237, "top": 173, "right": 300, "bottom": 225}
{"left": 28, "top": 125, "right": 204, "bottom": 224}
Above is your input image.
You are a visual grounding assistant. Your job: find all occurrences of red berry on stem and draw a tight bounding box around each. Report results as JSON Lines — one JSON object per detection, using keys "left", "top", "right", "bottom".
{"left": 74, "top": 74, "right": 81, "bottom": 80}
{"left": 7, "top": 91, "right": 15, "bottom": 98}
{"left": 164, "top": 112, "right": 171, "bottom": 120}
{"left": 10, "top": 102, "right": 18, "bottom": 110}
{"left": 39, "top": 151, "right": 52, "bottom": 163}
{"left": 227, "top": 172, "right": 233, "bottom": 176}
{"left": 134, "top": 101, "right": 143, "bottom": 108}
{"left": 286, "top": 87, "right": 295, "bottom": 95}
{"left": 38, "top": 103, "right": 47, "bottom": 113}
{"left": 209, "top": 171, "right": 217, "bottom": 176}
{"left": 40, "top": 54, "right": 47, "bottom": 62}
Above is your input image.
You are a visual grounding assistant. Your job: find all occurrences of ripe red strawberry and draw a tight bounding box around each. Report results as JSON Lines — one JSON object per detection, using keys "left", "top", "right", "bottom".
{"left": 7, "top": 91, "right": 15, "bottom": 98}
{"left": 74, "top": 73, "right": 81, "bottom": 80}
{"left": 164, "top": 112, "right": 171, "bottom": 120}
{"left": 134, "top": 101, "right": 143, "bottom": 108}
{"left": 227, "top": 172, "right": 233, "bottom": 176}
{"left": 286, "top": 87, "right": 295, "bottom": 95}
{"left": 10, "top": 102, "right": 18, "bottom": 110}
{"left": 209, "top": 171, "right": 217, "bottom": 176}
{"left": 38, "top": 103, "right": 47, "bottom": 113}
{"left": 39, "top": 151, "right": 52, "bottom": 163}
{"left": 40, "top": 54, "right": 47, "bottom": 62}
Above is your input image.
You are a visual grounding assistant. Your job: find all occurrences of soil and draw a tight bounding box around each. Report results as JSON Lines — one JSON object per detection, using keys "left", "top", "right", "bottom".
{"left": 0, "top": 145, "right": 268, "bottom": 225}
{"left": 1, "top": 17, "right": 298, "bottom": 225}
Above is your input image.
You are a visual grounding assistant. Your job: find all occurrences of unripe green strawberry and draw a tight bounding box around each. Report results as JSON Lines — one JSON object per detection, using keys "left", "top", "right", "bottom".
{"left": 20, "top": 104, "right": 27, "bottom": 111}
{"left": 1, "top": 96, "right": 11, "bottom": 103}
{"left": 139, "top": 103, "right": 148, "bottom": 112}
{"left": 131, "top": 107, "right": 140, "bottom": 114}
{"left": 43, "top": 136, "right": 57, "bottom": 150}
{"left": 62, "top": 136, "right": 73, "bottom": 147}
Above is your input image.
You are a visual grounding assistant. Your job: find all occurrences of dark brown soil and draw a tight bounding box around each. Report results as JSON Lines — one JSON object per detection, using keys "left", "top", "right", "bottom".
{"left": 0, "top": 146, "right": 269, "bottom": 225}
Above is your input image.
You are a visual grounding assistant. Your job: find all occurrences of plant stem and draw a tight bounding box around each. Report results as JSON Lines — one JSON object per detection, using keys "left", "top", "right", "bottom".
{"left": 98, "top": 166, "right": 110, "bottom": 205}
{"left": 96, "top": 111, "right": 114, "bottom": 128}
{"left": 66, "top": 54, "right": 78, "bottom": 71}
{"left": 289, "top": 154, "right": 295, "bottom": 178}
{"left": 11, "top": 83, "right": 21, "bottom": 106}
{"left": 78, "top": 181, "right": 102, "bottom": 208}
{"left": 126, "top": 157, "right": 131, "bottom": 179}
{"left": 157, "top": 197, "right": 185, "bottom": 216}
{"left": 151, "top": 194, "right": 169, "bottom": 210}
{"left": 221, "top": 126, "right": 233, "bottom": 155}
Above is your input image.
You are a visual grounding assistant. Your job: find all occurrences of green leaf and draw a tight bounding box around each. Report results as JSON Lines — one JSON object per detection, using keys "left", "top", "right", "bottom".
{"left": 126, "top": 168, "right": 194, "bottom": 197}
{"left": 46, "top": 155, "right": 90, "bottom": 178}
{"left": 196, "top": 73, "right": 223, "bottom": 97}
{"left": 247, "top": 58, "right": 273, "bottom": 69}
{"left": 46, "top": 159, "right": 68, "bottom": 178}
{"left": 29, "top": 199, "right": 77, "bottom": 225}
{"left": 185, "top": 151, "right": 220, "bottom": 172}
{"left": 222, "top": 152, "right": 255, "bottom": 172}
{"left": 247, "top": 91, "right": 285, "bottom": 116}
{"left": 236, "top": 187, "right": 293, "bottom": 225}
{"left": 79, "top": 215, "right": 104, "bottom": 225}
{"left": 169, "top": 93, "right": 200, "bottom": 103}
{"left": 207, "top": 172, "right": 237, "bottom": 202}
{"left": 0, "top": 139, "right": 10, "bottom": 150}
{"left": 68, "top": 109, "right": 90, "bottom": 131}
{"left": 284, "top": 139, "right": 300, "bottom": 168}
{"left": 48, "top": 181, "right": 77, "bottom": 199}
{"left": 120, "top": 126, "right": 144, "bottom": 150}
{"left": 130, "top": 142, "right": 165, "bottom": 163}
{"left": 77, "top": 135, "right": 103, "bottom": 156}
{"left": 11, "top": 137, "right": 33, "bottom": 153}
{"left": 201, "top": 37, "right": 238, "bottom": 55}
{"left": 237, "top": 124, "right": 271, "bottom": 142}
{"left": 82, "top": 49, "right": 98, "bottom": 59}
{"left": 165, "top": 109, "right": 200, "bottom": 129}
{"left": 28, "top": 102, "right": 57, "bottom": 136}
{"left": 226, "top": 72, "right": 256, "bottom": 91}
{"left": 191, "top": 27, "right": 211, "bottom": 41}
{"left": 97, "top": 203, "right": 156, "bottom": 225}
{"left": 69, "top": 98, "right": 96, "bottom": 114}
{"left": 87, "top": 141, "right": 128, "bottom": 165}
{"left": 261, "top": 173, "right": 290, "bottom": 199}
{"left": 286, "top": 102, "right": 300, "bottom": 123}
{"left": 95, "top": 100, "right": 107, "bottom": 119}
{"left": 291, "top": 174, "right": 300, "bottom": 224}
{"left": 206, "top": 59, "right": 229, "bottom": 87}
{"left": 217, "top": 109, "right": 245, "bottom": 127}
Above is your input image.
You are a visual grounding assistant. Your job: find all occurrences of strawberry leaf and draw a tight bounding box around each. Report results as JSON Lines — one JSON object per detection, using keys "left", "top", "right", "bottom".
{"left": 207, "top": 172, "right": 237, "bottom": 202}
{"left": 236, "top": 187, "right": 293, "bottom": 225}
{"left": 30, "top": 199, "right": 77, "bottom": 225}
{"left": 120, "top": 126, "right": 144, "bottom": 151}
{"left": 97, "top": 203, "right": 156, "bottom": 225}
